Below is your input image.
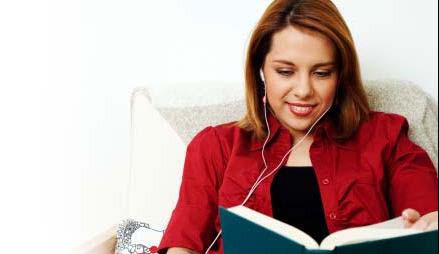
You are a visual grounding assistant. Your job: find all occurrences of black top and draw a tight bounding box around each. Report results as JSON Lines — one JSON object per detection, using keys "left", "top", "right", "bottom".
{"left": 270, "top": 166, "right": 330, "bottom": 244}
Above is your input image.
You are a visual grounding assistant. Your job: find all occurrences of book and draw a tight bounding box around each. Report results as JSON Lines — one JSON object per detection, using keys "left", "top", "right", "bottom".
{"left": 219, "top": 205, "right": 438, "bottom": 254}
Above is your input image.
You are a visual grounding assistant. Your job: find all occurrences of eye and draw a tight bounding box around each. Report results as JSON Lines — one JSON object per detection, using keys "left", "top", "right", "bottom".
{"left": 314, "top": 71, "right": 332, "bottom": 78}
{"left": 276, "top": 70, "right": 294, "bottom": 77}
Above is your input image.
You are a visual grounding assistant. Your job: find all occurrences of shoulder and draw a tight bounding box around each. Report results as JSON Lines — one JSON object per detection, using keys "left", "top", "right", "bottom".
{"left": 367, "top": 111, "right": 408, "bottom": 126}
{"left": 184, "top": 122, "right": 250, "bottom": 180}
{"left": 363, "top": 111, "right": 409, "bottom": 138}
{"left": 350, "top": 111, "right": 410, "bottom": 149}
{"left": 189, "top": 121, "right": 252, "bottom": 154}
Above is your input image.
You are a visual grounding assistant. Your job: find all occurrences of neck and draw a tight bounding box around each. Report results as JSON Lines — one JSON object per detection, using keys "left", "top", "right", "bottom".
{"left": 288, "top": 128, "right": 315, "bottom": 146}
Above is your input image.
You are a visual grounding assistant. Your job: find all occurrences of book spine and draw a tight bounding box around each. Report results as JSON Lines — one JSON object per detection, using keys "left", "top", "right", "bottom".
{"left": 304, "top": 249, "right": 332, "bottom": 254}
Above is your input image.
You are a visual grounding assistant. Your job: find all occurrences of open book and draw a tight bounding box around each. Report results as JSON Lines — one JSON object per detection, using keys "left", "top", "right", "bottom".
{"left": 219, "top": 205, "right": 438, "bottom": 254}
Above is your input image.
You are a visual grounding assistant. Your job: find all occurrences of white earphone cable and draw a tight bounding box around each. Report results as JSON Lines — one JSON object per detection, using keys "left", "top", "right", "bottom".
{"left": 204, "top": 71, "right": 332, "bottom": 254}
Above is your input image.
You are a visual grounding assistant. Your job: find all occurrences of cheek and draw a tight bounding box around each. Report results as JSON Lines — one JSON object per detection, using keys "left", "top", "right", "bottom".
{"left": 316, "top": 81, "right": 338, "bottom": 103}
{"left": 266, "top": 81, "right": 290, "bottom": 101}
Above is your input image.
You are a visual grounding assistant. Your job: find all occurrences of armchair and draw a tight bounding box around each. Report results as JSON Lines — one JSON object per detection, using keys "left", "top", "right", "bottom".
{"left": 76, "top": 79, "right": 438, "bottom": 254}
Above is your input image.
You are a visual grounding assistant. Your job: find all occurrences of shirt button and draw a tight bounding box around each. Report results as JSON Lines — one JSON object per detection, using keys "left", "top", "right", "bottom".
{"left": 322, "top": 178, "right": 330, "bottom": 185}
{"left": 329, "top": 212, "right": 337, "bottom": 220}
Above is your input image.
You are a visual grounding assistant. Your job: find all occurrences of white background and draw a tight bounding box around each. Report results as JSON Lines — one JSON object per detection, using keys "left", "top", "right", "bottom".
{"left": 0, "top": 0, "right": 437, "bottom": 253}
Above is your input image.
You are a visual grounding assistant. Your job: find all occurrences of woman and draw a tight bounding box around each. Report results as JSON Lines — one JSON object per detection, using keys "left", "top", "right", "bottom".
{"left": 158, "top": 0, "right": 438, "bottom": 253}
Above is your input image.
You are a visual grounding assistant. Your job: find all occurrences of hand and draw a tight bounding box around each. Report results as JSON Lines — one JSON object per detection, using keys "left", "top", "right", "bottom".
{"left": 402, "top": 208, "right": 438, "bottom": 230}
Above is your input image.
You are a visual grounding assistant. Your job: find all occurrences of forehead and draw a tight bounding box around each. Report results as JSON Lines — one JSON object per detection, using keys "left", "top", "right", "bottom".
{"left": 266, "top": 25, "right": 336, "bottom": 64}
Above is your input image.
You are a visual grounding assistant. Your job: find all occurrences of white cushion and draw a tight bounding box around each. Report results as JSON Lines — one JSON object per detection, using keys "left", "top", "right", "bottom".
{"left": 128, "top": 88, "right": 185, "bottom": 228}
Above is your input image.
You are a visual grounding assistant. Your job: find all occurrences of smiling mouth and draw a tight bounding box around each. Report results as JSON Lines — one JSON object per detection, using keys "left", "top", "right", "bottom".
{"left": 287, "top": 103, "right": 316, "bottom": 117}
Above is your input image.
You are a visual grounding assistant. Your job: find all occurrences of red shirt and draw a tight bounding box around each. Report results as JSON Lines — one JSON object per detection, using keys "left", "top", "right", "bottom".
{"left": 158, "top": 111, "right": 438, "bottom": 254}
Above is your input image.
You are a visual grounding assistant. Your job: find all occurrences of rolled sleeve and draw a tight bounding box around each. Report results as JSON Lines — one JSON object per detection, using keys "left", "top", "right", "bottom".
{"left": 158, "top": 127, "right": 226, "bottom": 254}
{"left": 386, "top": 114, "right": 438, "bottom": 217}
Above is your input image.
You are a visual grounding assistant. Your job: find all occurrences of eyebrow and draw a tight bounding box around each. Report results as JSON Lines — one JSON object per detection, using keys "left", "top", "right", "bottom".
{"left": 272, "top": 60, "right": 336, "bottom": 68}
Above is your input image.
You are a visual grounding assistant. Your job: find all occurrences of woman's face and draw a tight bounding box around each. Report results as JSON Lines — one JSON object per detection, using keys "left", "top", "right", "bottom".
{"left": 262, "top": 25, "right": 338, "bottom": 140}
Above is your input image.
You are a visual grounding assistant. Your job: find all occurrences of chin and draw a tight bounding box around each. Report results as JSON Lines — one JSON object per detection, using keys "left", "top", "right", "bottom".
{"left": 286, "top": 121, "right": 313, "bottom": 133}
{"left": 281, "top": 116, "right": 313, "bottom": 133}
{"left": 281, "top": 111, "right": 320, "bottom": 134}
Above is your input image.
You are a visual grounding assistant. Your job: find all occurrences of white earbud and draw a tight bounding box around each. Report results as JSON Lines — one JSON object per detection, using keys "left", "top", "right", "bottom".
{"left": 259, "top": 68, "right": 265, "bottom": 83}
{"left": 260, "top": 68, "right": 267, "bottom": 104}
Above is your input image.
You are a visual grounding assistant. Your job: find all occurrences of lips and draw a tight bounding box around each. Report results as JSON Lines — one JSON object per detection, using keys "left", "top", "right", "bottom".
{"left": 288, "top": 102, "right": 316, "bottom": 117}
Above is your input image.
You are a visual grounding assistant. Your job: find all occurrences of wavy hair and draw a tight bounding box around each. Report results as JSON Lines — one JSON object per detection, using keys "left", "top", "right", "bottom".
{"left": 236, "top": 0, "right": 370, "bottom": 141}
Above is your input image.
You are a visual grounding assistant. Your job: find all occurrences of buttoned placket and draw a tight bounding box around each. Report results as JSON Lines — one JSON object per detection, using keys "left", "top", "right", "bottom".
{"left": 309, "top": 130, "right": 339, "bottom": 233}
{"left": 254, "top": 125, "right": 340, "bottom": 233}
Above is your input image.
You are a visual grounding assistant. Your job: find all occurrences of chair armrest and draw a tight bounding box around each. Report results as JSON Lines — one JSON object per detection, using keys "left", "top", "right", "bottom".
{"left": 74, "top": 225, "right": 118, "bottom": 254}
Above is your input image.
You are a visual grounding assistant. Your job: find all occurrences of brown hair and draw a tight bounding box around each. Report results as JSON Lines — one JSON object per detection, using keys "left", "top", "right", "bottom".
{"left": 236, "top": 0, "right": 370, "bottom": 141}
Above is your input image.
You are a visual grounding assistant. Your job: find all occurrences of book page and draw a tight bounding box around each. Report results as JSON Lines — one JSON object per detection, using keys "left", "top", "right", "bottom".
{"left": 363, "top": 216, "right": 404, "bottom": 229}
{"left": 228, "top": 206, "right": 320, "bottom": 250}
{"left": 319, "top": 219, "right": 422, "bottom": 250}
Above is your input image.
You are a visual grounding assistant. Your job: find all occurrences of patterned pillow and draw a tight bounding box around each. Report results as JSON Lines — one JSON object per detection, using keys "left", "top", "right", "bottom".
{"left": 115, "top": 219, "right": 164, "bottom": 254}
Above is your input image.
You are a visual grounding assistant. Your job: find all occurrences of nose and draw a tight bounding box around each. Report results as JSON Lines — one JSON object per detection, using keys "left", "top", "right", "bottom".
{"left": 292, "top": 73, "right": 313, "bottom": 99}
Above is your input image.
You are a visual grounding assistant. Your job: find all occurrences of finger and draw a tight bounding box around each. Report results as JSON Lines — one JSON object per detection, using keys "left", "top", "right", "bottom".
{"left": 402, "top": 208, "right": 421, "bottom": 222}
{"left": 402, "top": 209, "right": 421, "bottom": 228}
{"left": 411, "top": 219, "right": 428, "bottom": 230}
{"left": 403, "top": 218, "right": 413, "bottom": 228}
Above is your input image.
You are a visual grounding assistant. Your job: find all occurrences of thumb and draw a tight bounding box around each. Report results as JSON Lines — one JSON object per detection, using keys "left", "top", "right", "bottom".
{"left": 402, "top": 208, "right": 421, "bottom": 228}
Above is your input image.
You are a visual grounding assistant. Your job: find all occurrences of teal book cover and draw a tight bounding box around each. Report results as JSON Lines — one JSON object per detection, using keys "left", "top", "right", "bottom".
{"left": 219, "top": 206, "right": 438, "bottom": 254}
